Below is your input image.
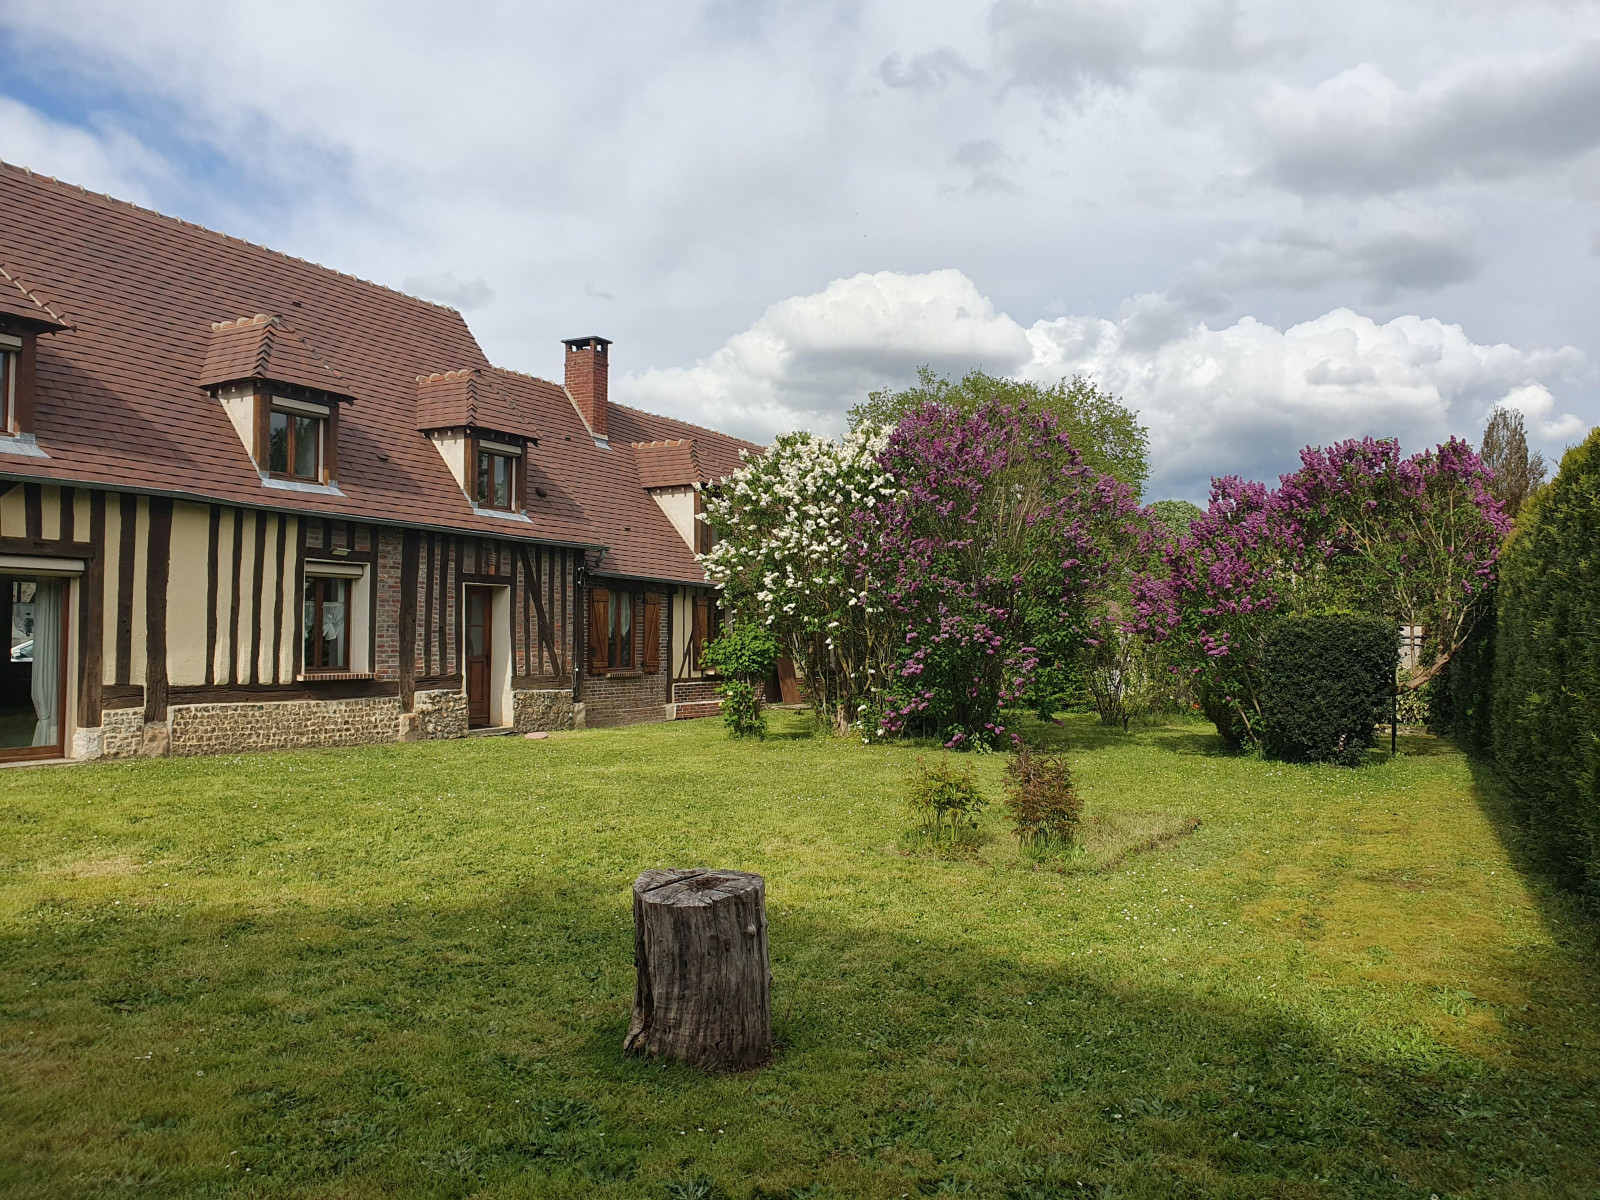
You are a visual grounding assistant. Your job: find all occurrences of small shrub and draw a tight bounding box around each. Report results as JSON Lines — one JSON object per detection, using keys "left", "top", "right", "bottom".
{"left": 1259, "top": 612, "right": 1397, "bottom": 766}
{"left": 1003, "top": 745, "right": 1083, "bottom": 852}
{"left": 904, "top": 755, "right": 987, "bottom": 851}
{"left": 700, "top": 622, "right": 780, "bottom": 681}
{"left": 703, "top": 622, "right": 781, "bottom": 740}
{"left": 1394, "top": 677, "right": 1433, "bottom": 726}
{"left": 718, "top": 679, "right": 765, "bottom": 740}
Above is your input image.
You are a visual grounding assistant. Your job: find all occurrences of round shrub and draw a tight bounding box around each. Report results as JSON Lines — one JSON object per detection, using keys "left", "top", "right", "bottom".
{"left": 1259, "top": 612, "right": 1397, "bottom": 766}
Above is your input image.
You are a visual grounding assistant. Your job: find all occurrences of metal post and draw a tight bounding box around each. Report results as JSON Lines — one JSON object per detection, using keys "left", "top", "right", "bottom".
{"left": 1392, "top": 690, "right": 1398, "bottom": 756}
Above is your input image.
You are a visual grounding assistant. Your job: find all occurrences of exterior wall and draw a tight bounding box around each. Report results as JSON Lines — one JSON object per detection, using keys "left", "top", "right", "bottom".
{"left": 671, "top": 678, "right": 721, "bottom": 720}
{"left": 514, "top": 688, "right": 575, "bottom": 732}
{"left": 169, "top": 696, "right": 401, "bottom": 756}
{"left": 579, "top": 584, "right": 671, "bottom": 727}
{"left": 0, "top": 482, "right": 583, "bottom": 760}
{"left": 669, "top": 584, "right": 722, "bottom": 681}
{"left": 414, "top": 688, "right": 467, "bottom": 740}
{"left": 647, "top": 485, "right": 697, "bottom": 550}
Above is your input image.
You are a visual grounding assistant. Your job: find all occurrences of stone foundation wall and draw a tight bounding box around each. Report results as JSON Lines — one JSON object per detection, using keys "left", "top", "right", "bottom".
{"left": 167, "top": 696, "right": 402, "bottom": 756}
{"left": 415, "top": 688, "right": 468, "bottom": 740}
{"left": 513, "top": 688, "right": 575, "bottom": 732}
{"left": 100, "top": 708, "right": 145, "bottom": 759}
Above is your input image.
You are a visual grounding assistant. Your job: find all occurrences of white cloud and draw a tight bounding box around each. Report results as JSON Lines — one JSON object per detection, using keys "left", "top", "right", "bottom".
{"left": 615, "top": 270, "right": 1032, "bottom": 440}
{"left": 619, "top": 269, "right": 1591, "bottom": 500}
{"left": 1497, "top": 383, "right": 1588, "bottom": 442}
{"left": 0, "top": 96, "right": 170, "bottom": 205}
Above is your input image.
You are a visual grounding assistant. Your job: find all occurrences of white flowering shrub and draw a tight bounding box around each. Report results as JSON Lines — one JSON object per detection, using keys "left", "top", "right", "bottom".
{"left": 700, "top": 428, "right": 899, "bottom": 734}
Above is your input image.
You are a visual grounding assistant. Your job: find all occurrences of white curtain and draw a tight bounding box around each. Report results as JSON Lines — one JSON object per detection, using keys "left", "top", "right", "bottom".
{"left": 30, "top": 578, "right": 61, "bottom": 747}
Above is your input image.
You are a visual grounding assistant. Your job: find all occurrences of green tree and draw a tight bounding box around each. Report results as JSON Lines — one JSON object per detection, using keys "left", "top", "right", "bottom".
{"left": 1480, "top": 405, "right": 1547, "bottom": 521}
{"left": 1147, "top": 499, "right": 1203, "bottom": 540}
{"left": 849, "top": 367, "right": 1149, "bottom": 497}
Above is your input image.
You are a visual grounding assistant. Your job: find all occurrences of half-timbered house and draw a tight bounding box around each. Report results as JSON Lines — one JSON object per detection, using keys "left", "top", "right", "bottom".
{"left": 0, "top": 163, "right": 756, "bottom": 761}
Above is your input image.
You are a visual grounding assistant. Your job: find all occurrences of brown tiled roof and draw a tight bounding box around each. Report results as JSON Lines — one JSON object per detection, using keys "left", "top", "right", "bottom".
{"left": 199, "top": 313, "right": 353, "bottom": 398}
{"left": 632, "top": 439, "right": 702, "bottom": 488}
{"left": 415, "top": 368, "right": 537, "bottom": 442}
{"left": 0, "top": 162, "right": 758, "bottom": 583}
{"left": 0, "top": 261, "right": 70, "bottom": 331}
{"left": 610, "top": 403, "right": 760, "bottom": 480}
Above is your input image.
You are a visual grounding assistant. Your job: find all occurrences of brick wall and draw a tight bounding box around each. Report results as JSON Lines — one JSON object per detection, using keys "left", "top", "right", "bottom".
{"left": 671, "top": 678, "right": 721, "bottom": 720}
{"left": 579, "top": 594, "right": 671, "bottom": 727}
{"left": 374, "top": 527, "right": 403, "bottom": 680}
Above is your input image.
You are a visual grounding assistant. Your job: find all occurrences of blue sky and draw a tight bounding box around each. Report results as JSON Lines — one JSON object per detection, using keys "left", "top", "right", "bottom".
{"left": 1, "top": 0, "right": 1597, "bottom": 499}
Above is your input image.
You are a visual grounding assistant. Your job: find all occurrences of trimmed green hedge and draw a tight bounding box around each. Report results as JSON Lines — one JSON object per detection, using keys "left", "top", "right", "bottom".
{"left": 1260, "top": 612, "right": 1397, "bottom": 766}
{"left": 1487, "top": 428, "right": 1600, "bottom": 891}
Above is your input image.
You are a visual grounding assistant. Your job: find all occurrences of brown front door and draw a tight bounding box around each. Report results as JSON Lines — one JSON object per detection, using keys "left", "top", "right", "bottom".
{"left": 465, "top": 587, "right": 492, "bottom": 727}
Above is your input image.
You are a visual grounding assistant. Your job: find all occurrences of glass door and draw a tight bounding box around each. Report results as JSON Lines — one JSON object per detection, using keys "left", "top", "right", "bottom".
{"left": 0, "top": 575, "right": 66, "bottom": 760}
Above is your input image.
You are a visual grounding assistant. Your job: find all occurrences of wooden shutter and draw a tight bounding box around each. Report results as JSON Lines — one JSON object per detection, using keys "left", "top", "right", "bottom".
{"left": 323, "top": 406, "right": 339, "bottom": 483}
{"left": 13, "top": 332, "right": 37, "bottom": 433}
{"left": 692, "top": 595, "right": 710, "bottom": 671}
{"left": 587, "top": 588, "right": 609, "bottom": 674}
{"left": 514, "top": 446, "right": 529, "bottom": 512}
{"left": 642, "top": 593, "right": 661, "bottom": 674}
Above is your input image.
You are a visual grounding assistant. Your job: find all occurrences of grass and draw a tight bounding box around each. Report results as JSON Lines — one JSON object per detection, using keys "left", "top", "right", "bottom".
{"left": 1, "top": 712, "right": 1597, "bottom": 1198}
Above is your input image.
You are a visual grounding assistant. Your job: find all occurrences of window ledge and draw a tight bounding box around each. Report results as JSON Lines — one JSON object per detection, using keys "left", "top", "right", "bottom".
{"left": 297, "top": 671, "right": 375, "bottom": 682}
{"left": 600, "top": 669, "right": 644, "bottom": 679}
{"left": 0, "top": 433, "right": 48, "bottom": 459}
{"left": 261, "top": 471, "right": 345, "bottom": 496}
{"left": 470, "top": 504, "right": 533, "bottom": 523}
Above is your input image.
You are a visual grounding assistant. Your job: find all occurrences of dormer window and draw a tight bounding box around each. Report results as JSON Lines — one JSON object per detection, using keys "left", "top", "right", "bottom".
{"left": 200, "top": 314, "right": 353, "bottom": 489}
{"left": 267, "top": 397, "right": 329, "bottom": 482}
{"left": 473, "top": 437, "right": 521, "bottom": 511}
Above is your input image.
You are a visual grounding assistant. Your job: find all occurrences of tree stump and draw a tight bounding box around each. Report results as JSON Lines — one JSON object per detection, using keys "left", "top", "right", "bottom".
{"left": 624, "top": 868, "right": 771, "bottom": 1070}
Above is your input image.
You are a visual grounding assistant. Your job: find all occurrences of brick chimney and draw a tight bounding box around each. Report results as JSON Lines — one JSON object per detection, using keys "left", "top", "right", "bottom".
{"left": 563, "top": 335, "right": 611, "bottom": 442}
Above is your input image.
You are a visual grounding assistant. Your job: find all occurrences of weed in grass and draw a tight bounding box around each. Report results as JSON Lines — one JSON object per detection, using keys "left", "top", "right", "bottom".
{"left": 903, "top": 754, "right": 988, "bottom": 855}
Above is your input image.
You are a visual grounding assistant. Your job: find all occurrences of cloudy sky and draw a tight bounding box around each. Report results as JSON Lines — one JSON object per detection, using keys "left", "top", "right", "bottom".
{"left": 1, "top": 0, "right": 1596, "bottom": 499}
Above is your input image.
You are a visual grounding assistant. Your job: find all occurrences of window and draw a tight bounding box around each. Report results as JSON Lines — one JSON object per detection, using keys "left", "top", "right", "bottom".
{"left": 472, "top": 437, "right": 521, "bottom": 511}
{"left": 269, "top": 409, "right": 323, "bottom": 480}
{"left": 690, "top": 595, "right": 722, "bottom": 673}
{"left": 475, "top": 444, "right": 516, "bottom": 510}
{"left": 587, "top": 588, "right": 644, "bottom": 674}
{"left": 608, "top": 590, "right": 633, "bottom": 669}
{"left": 303, "top": 576, "right": 349, "bottom": 670}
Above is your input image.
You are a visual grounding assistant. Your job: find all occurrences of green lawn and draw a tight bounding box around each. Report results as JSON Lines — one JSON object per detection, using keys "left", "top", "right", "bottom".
{"left": 1, "top": 714, "right": 1596, "bottom": 1199}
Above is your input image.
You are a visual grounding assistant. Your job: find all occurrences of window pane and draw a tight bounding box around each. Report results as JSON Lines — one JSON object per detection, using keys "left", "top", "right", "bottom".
{"left": 618, "top": 593, "right": 632, "bottom": 667}
{"left": 476, "top": 451, "right": 490, "bottom": 504}
{"left": 493, "top": 455, "right": 510, "bottom": 508}
{"left": 467, "top": 591, "right": 486, "bottom": 657}
{"left": 322, "top": 579, "right": 347, "bottom": 669}
{"left": 294, "top": 416, "right": 319, "bottom": 479}
{"left": 302, "top": 588, "right": 317, "bottom": 667}
{"left": 269, "top": 412, "right": 290, "bottom": 473}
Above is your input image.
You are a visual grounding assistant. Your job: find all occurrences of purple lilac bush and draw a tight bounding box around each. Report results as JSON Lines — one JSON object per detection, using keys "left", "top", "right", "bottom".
{"left": 1133, "top": 436, "right": 1509, "bottom": 748}
{"left": 853, "top": 400, "right": 1141, "bottom": 748}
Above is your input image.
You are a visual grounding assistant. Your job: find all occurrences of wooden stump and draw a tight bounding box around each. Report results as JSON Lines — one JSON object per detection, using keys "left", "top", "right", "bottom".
{"left": 624, "top": 868, "right": 771, "bottom": 1070}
